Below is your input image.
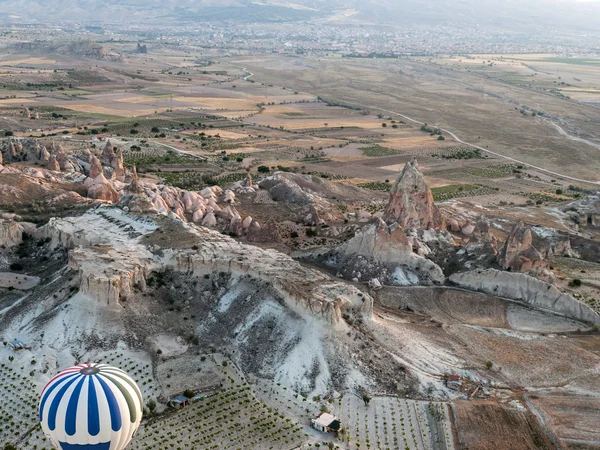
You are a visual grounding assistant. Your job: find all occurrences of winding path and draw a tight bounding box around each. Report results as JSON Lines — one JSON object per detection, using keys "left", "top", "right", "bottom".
{"left": 350, "top": 102, "right": 600, "bottom": 186}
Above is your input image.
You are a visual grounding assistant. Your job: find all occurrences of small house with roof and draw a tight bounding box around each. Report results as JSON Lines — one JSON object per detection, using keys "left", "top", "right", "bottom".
{"left": 311, "top": 413, "right": 342, "bottom": 433}
{"left": 169, "top": 395, "right": 192, "bottom": 409}
{"left": 7, "top": 339, "right": 28, "bottom": 351}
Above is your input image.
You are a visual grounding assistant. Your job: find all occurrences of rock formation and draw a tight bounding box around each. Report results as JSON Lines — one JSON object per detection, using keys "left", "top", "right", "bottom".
{"left": 89, "top": 155, "right": 104, "bottom": 179}
{"left": 340, "top": 218, "right": 445, "bottom": 285}
{"left": 0, "top": 220, "right": 24, "bottom": 248}
{"left": 87, "top": 174, "right": 120, "bottom": 203}
{"left": 497, "top": 221, "right": 545, "bottom": 273}
{"left": 41, "top": 207, "right": 372, "bottom": 323}
{"left": 111, "top": 149, "right": 125, "bottom": 180}
{"left": 450, "top": 269, "right": 600, "bottom": 324}
{"left": 383, "top": 158, "right": 444, "bottom": 230}
{"left": 102, "top": 140, "right": 115, "bottom": 163}
{"left": 47, "top": 155, "right": 61, "bottom": 171}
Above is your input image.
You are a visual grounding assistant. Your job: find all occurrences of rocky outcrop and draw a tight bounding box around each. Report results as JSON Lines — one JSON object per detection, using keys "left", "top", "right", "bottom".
{"left": 383, "top": 158, "right": 444, "bottom": 230}
{"left": 247, "top": 220, "right": 281, "bottom": 243}
{"left": 449, "top": 269, "right": 600, "bottom": 324}
{"left": 111, "top": 149, "right": 125, "bottom": 180}
{"left": 44, "top": 208, "right": 372, "bottom": 323}
{"left": 0, "top": 220, "right": 24, "bottom": 248}
{"left": 259, "top": 172, "right": 373, "bottom": 222}
{"left": 497, "top": 221, "right": 545, "bottom": 272}
{"left": 87, "top": 175, "right": 120, "bottom": 203}
{"left": 338, "top": 218, "right": 445, "bottom": 285}
{"left": 102, "top": 140, "right": 115, "bottom": 163}
{"left": 47, "top": 155, "right": 60, "bottom": 171}
{"left": 89, "top": 155, "right": 104, "bottom": 179}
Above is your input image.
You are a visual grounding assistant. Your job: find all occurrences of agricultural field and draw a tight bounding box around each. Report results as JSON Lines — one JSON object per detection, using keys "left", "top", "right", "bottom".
{"left": 335, "top": 395, "right": 454, "bottom": 450}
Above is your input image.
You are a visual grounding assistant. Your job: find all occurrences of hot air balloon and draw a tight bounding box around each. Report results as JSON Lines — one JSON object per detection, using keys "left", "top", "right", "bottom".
{"left": 39, "top": 363, "right": 143, "bottom": 450}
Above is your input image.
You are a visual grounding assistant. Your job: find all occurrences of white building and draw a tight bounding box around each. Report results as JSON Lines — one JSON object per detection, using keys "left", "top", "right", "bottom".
{"left": 311, "top": 413, "right": 342, "bottom": 433}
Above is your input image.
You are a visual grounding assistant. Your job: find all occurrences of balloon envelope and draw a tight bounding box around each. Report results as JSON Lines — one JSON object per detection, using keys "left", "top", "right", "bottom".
{"left": 39, "top": 363, "right": 143, "bottom": 450}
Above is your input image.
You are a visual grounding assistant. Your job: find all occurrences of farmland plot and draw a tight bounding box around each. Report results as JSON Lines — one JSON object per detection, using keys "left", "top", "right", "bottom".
{"left": 336, "top": 395, "right": 454, "bottom": 450}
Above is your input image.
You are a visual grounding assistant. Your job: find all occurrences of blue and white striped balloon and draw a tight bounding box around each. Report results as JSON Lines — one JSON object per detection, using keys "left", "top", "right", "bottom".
{"left": 39, "top": 363, "right": 143, "bottom": 450}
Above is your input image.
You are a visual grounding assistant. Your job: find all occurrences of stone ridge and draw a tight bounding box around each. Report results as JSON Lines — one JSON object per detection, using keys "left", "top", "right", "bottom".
{"left": 383, "top": 158, "right": 444, "bottom": 230}
{"left": 450, "top": 268, "right": 600, "bottom": 324}
{"left": 39, "top": 207, "right": 372, "bottom": 324}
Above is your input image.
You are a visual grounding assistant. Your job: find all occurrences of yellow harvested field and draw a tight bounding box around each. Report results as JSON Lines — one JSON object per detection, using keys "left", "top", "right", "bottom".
{"left": 174, "top": 97, "right": 260, "bottom": 110}
{"left": 117, "top": 96, "right": 164, "bottom": 104}
{"left": 377, "top": 164, "right": 406, "bottom": 172}
{"left": 0, "top": 57, "right": 57, "bottom": 65}
{"left": 0, "top": 98, "right": 37, "bottom": 105}
{"left": 383, "top": 137, "right": 445, "bottom": 149}
{"left": 219, "top": 110, "right": 258, "bottom": 118}
{"left": 63, "top": 104, "right": 177, "bottom": 117}
{"left": 262, "top": 105, "right": 306, "bottom": 115}
{"left": 258, "top": 119, "right": 384, "bottom": 130}
{"left": 181, "top": 129, "right": 250, "bottom": 139}
{"left": 224, "top": 147, "right": 264, "bottom": 154}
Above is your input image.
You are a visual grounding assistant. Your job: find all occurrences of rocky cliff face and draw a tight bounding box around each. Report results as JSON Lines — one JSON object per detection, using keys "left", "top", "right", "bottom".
{"left": 449, "top": 269, "right": 600, "bottom": 324}
{"left": 383, "top": 158, "right": 444, "bottom": 230}
{"left": 0, "top": 220, "right": 23, "bottom": 248}
{"left": 497, "top": 221, "right": 544, "bottom": 272}
{"left": 40, "top": 207, "right": 372, "bottom": 324}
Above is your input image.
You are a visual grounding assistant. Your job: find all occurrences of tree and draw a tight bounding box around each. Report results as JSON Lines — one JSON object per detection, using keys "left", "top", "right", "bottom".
{"left": 437, "top": 135, "right": 445, "bottom": 140}
{"left": 147, "top": 399, "right": 157, "bottom": 412}
{"left": 257, "top": 165, "right": 270, "bottom": 173}
{"left": 382, "top": 123, "right": 387, "bottom": 128}
{"left": 362, "top": 392, "right": 371, "bottom": 406}
{"left": 183, "top": 389, "right": 195, "bottom": 398}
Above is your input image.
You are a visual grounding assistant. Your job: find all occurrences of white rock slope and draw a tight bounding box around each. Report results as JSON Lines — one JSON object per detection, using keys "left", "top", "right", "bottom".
{"left": 450, "top": 269, "right": 600, "bottom": 324}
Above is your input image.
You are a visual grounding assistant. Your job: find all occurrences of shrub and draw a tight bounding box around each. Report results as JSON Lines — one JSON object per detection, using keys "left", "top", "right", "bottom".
{"left": 9, "top": 263, "right": 24, "bottom": 271}
{"left": 569, "top": 278, "right": 582, "bottom": 287}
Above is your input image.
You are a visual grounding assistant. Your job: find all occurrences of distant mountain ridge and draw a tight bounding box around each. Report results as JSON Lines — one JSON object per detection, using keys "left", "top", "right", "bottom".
{"left": 0, "top": 0, "right": 599, "bottom": 31}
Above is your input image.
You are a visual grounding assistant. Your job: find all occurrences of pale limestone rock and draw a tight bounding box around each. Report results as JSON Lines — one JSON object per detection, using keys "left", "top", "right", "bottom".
{"left": 111, "top": 149, "right": 125, "bottom": 180}
{"left": 223, "top": 189, "right": 236, "bottom": 204}
{"left": 461, "top": 222, "right": 476, "bottom": 237}
{"left": 192, "top": 208, "right": 204, "bottom": 223}
{"left": 447, "top": 218, "right": 461, "bottom": 232}
{"left": 497, "top": 221, "right": 545, "bottom": 273}
{"left": 47, "top": 155, "right": 61, "bottom": 171}
{"left": 87, "top": 174, "right": 120, "bottom": 203}
{"left": 89, "top": 155, "right": 104, "bottom": 179}
{"left": 102, "top": 140, "right": 115, "bottom": 163}
{"left": 383, "top": 158, "right": 444, "bottom": 230}
{"left": 242, "top": 216, "right": 253, "bottom": 229}
{"left": 450, "top": 269, "right": 600, "bottom": 324}
{"left": 0, "top": 220, "right": 23, "bottom": 248}
{"left": 342, "top": 218, "right": 445, "bottom": 284}
{"left": 202, "top": 211, "right": 217, "bottom": 228}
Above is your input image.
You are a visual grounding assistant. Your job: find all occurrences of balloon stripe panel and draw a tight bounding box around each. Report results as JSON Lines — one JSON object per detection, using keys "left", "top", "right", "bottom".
{"left": 101, "top": 369, "right": 143, "bottom": 408}
{"left": 101, "top": 373, "right": 137, "bottom": 423}
{"left": 49, "top": 375, "right": 81, "bottom": 431}
{"left": 88, "top": 376, "right": 101, "bottom": 436}
{"left": 40, "top": 373, "right": 79, "bottom": 422}
{"left": 59, "top": 442, "right": 111, "bottom": 450}
{"left": 65, "top": 377, "right": 86, "bottom": 436}
{"left": 96, "top": 374, "right": 122, "bottom": 432}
